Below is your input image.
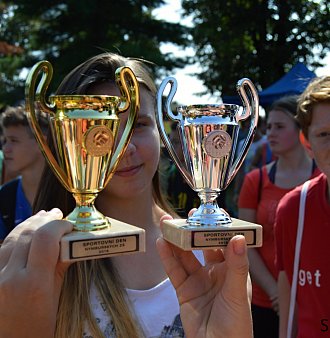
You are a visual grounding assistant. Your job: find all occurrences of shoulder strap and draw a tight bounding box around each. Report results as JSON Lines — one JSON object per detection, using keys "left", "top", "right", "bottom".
{"left": 268, "top": 161, "right": 277, "bottom": 183}
{"left": 0, "top": 178, "right": 20, "bottom": 233}
{"left": 287, "top": 180, "right": 310, "bottom": 338}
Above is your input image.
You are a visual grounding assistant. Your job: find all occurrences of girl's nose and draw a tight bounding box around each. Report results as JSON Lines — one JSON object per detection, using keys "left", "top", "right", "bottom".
{"left": 123, "top": 141, "right": 137, "bottom": 157}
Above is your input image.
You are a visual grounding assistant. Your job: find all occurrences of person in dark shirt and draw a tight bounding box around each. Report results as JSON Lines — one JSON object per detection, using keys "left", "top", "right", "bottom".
{"left": 0, "top": 106, "right": 48, "bottom": 239}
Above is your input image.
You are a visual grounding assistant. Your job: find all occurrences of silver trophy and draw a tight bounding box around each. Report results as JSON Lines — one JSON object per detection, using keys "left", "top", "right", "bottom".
{"left": 157, "top": 77, "right": 262, "bottom": 250}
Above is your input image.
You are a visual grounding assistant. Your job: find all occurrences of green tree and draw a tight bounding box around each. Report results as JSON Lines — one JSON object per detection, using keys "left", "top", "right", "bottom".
{"left": 0, "top": 0, "right": 190, "bottom": 107}
{"left": 182, "top": 0, "right": 330, "bottom": 98}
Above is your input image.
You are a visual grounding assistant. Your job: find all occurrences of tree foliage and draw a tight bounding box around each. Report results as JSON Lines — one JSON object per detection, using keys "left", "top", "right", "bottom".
{"left": 182, "top": 0, "right": 330, "bottom": 98}
{"left": 0, "top": 0, "right": 190, "bottom": 108}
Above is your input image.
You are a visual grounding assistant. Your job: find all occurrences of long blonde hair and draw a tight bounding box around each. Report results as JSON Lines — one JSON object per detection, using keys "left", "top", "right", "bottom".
{"left": 57, "top": 260, "right": 142, "bottom": 337}
{"left": 33, "top": 52, "right": 174, "bottom": 337}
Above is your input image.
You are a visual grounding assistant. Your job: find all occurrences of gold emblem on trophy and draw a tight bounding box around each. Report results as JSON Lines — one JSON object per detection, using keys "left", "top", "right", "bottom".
{"left": 25, "top": 60, "right": 145, "bottom": 262}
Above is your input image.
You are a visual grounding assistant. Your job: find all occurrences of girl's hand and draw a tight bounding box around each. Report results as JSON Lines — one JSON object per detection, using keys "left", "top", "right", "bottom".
{"left": 157, "top": 214, "right": 253, "bottom": 338}
{"left": 0, "top": 209, "right": 73, "bottom": 338}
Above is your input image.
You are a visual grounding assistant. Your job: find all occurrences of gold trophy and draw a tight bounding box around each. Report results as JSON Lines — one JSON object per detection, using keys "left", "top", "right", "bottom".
{"left": 157, "top": 77, "right": 262, "bottom": 250}
{"left": 26, "top": 60, "right": 145, "bottom": 262}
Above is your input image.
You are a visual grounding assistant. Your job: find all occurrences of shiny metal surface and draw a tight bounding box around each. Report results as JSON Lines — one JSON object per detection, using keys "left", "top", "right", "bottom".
{"left": 25, "top": 60, "right": 139, "bottom": 231}
{"left": 157, "top": 76, "right": 259, "bottom": 226}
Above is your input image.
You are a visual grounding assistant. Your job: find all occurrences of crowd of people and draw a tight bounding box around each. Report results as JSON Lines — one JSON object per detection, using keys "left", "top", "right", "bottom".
{"left": 0, "top": 51, "right": 329, "bottom": 338}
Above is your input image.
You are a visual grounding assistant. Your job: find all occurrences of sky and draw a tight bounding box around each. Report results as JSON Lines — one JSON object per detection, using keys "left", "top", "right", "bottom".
{"left": 153, "top": 0, "right": 330, "bottom": 105}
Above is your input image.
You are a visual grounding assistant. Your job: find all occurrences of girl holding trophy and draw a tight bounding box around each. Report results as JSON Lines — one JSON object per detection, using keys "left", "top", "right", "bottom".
{"left": 0, "top": 53, "right": 252, "bottom": 338}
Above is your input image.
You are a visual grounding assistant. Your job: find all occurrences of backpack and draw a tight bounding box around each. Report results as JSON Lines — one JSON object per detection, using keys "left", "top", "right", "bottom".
{"left": 0, "top": 178, "right": 20, "bottom": 234}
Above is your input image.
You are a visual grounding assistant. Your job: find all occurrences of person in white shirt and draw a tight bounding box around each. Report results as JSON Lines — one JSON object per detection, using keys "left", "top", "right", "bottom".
{"left": 0, "top": 53, "right": 252, "bottom": 338}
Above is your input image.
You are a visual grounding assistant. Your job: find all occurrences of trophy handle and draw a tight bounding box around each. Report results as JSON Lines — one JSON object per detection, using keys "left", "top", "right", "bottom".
{"left": 106, "top": 66, "right": 139, "bottom": 184}
{"left": 25, "top": 60, "right": 71, "bottom": 191}
{"left": 226, "top": 78, "right": 259, "bottom": 186}
{"left": 156, "top": 77, "right": 194, "bottom": 187}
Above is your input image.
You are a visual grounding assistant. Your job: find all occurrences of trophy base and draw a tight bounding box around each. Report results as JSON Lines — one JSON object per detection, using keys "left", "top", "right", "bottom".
{"left": 162, "top": 218, "right": 262, "bottom": 250}
{"left": 60, "top": 217, "right": 145, "bottom": 262}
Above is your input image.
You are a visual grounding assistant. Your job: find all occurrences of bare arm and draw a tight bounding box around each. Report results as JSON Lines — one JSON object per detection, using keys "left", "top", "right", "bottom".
{"left": 239, "top": 208, "right": 279, "bottom": 313}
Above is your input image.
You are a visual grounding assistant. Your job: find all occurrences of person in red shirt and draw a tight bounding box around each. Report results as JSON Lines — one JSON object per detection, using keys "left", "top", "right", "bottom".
{"left": 275, "top": 76, "right": 330, "bottom": 338}
{"left": 238, "top": 95, "right": 320, "bottom": 338}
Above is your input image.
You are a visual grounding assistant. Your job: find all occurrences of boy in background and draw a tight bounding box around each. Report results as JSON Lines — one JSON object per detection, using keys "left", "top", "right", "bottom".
{"left": 0, "top": 106, "right": 48, "bottom": 239}
{"left": 275, "top": 76, "right": 330, "bottom": 338}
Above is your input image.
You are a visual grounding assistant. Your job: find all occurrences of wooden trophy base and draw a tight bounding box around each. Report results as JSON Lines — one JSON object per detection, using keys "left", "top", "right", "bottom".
{"left": 162, "top": 218, "right": 262, "bottom": 250}
{"left": 60, "top": 217, "right": 145, "bottom": 262}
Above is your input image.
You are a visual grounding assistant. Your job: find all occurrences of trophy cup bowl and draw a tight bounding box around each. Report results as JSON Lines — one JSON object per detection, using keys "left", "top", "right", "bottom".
{"left": 25, "top": 60, "right": 145, "bottom": 262}
{"left": 156, "top": 77, "right": 262, "bottom": 250}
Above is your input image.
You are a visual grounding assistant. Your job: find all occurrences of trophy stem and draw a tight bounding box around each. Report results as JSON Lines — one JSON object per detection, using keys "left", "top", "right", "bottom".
{"left": 198, "top": 190, "right": 219, "bottom": 204}
{"left": 187, "top": 190, "right": 232, "bottom": 227}
{"left": 65, "top": 193, "right": 110, "bottom": 232}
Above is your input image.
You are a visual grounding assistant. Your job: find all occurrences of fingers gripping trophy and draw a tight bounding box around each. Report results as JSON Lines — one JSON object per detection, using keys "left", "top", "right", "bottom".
{"left": 157, "top": 77, "right": 262, "bottom": 250}
{"left": 26, "top": 61, "right": 145, "bottom": 262}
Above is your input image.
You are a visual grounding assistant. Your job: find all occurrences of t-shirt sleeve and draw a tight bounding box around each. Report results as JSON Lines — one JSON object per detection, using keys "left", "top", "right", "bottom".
{"left": 274, "top": 188, "right": 300, "bottom": 275}
{"left": 238, "top": 168, "right": 260, "bottom": 209}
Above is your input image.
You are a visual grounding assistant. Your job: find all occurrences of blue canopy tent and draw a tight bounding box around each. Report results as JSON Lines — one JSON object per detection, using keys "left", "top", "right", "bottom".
{"left": 223, "top": 62, "right": 316, "bottom": 107}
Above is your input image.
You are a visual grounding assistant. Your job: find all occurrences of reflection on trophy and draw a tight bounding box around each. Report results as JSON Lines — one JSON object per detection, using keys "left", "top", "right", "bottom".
{"left": 25, "top": 60, "right": 145, "bottom": 262}
{"left": 157, "top": 77, "right": 262, "bottom": 250}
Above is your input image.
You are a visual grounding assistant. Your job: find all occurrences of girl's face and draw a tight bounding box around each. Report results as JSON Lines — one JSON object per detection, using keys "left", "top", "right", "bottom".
{"left": 89, "top": 82, "right": 160, "bottom": 199}
{"left": 266, "top": 109, "right": 300, "bottom": 156}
